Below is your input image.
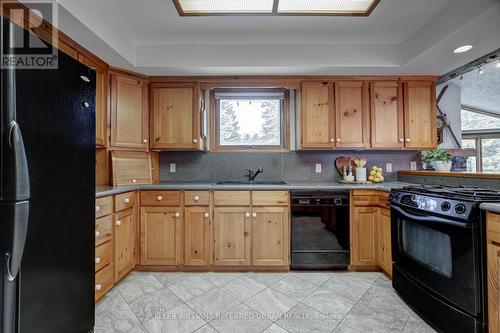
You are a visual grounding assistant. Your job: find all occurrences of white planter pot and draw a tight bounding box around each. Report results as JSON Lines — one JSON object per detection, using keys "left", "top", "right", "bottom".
{"left": 432, "top": 161, "right": 452, "bottom": 172}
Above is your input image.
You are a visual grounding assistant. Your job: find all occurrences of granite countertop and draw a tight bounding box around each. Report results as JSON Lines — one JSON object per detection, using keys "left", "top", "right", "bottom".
{"left": 96, "top": 181, "right": 413, "bottom": 197}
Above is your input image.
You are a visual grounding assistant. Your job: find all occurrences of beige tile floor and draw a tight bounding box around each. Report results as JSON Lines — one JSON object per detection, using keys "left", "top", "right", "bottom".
{"left": 94, "top": 271, "right": 437, "bottom": 333}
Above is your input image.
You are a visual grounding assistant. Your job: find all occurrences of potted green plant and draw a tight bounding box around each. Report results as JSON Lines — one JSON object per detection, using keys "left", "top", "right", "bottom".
{"left": 422, "top": 148, "right": 453, "bottom": 171}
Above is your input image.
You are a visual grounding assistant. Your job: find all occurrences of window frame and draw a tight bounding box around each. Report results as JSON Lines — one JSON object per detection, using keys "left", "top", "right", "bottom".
{"left": 461, "top": 108, "right": 500, "bottom": 172}
{"left": 209, "top": 88, "right": 290, "bottom": 152}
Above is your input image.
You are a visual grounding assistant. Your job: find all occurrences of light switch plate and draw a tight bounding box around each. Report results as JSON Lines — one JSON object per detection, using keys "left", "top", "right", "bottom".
{"left": 386, "top": 163, "right": 393, "bottom": 173}
{"left": 170, "top": 163, "right": 176, "bottom": 173}
{"left": 410, "top": 161, "right": 417, "bottom": 171}
{"left": 315, "top": 163, "right": 322, "bottom": 173}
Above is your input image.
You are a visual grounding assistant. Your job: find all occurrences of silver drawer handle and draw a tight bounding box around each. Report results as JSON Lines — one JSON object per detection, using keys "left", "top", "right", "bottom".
{"left": 115, "top": 220, "right": 122, "bottom": 226}
{"left": 143, "top": 139, "right": 148, "bottom": 143}
{"left": 124, "top": 198, "right": 130, "bottom": 204}
{"left": 245, "top": 212, "right": 250, "bottom": 218}
{"left": 95, "top": 284, "right": 102, "bottom": 291}
{"left": 95, "top": 257, "right": 101, "bottom": 264}
{"left": 204, "top": 213, "right": 209, "bottom": 218}
{"left": 157, "top": 195, "right": 163, "bottom": 201}
{"left": 252, "top": 212, "right": 257, "bottom": 218}
{"left": 194, "top": 195, "right": 200, "bottom": 201}
{"left": 132, "top": 179, "right": 137, "bottom": 183}
{"left": 174, "top": 212, "right": 180, "bottom": 218}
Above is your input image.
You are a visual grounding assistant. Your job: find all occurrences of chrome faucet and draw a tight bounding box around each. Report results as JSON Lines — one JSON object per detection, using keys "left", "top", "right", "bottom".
{"left": 246, "top": 167, "right": 264, "bottom": 182}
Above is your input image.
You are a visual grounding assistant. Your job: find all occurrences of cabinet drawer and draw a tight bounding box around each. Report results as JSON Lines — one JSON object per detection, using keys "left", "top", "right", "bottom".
{"left": 114, "top": 191, "right": 136, "bottom": 212}
{"left": 95, "top": 264, "right": 113, "bottom": 302}
{"left": 140, "top": 191, "right": 181, "bottom": 206}
{"left": 95, "top": 215, "right": 113, "bottom": 246}
{"left": 111, "top": 151, "right": 152, "bottom": 187}
{"left": 252, "top": 191, "right": 289, "bottom": 206}
{"left": 95, "top": 241, "right": 113, "bottom": 272}
{"left": 184, "top": 191, "right": 210, "bottom": 206}
{"left": 214, "top": 191, "right": 250, "bottom": 206}
{"left": 488, "top": 212, "right": 500, "bottom": 244}
{"left": 95, "top": 196, "right": 113, "bottom": 218}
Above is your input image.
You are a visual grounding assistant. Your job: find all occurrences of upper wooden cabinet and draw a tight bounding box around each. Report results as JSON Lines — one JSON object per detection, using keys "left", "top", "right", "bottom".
{"left": 110, "top": 74, "right": 149, "bottom": 150}
{"left": 301, "top": 82, "right": 335, "bottom": 148}
{"left": 335, "top": 82, "right": 370, "bottom": 148}
{"left": 403, "top": 81, "right": 437, "bottom": 149}
{"left": 370, "top": 82, "right": 404, "bottom": 148}
{"left": 78, "top": 55, "right": 108, "bottom": 147}
{"left": 150, "top": 83, "right": 202, "bottom": 150}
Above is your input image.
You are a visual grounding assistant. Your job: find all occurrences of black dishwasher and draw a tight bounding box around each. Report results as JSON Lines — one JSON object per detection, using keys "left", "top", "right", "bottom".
{"left": 291, "top": 191, "right": 350, "bottom": 270}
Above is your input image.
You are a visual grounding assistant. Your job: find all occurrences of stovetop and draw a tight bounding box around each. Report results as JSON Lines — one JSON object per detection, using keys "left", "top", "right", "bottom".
{"left": 398, "top": 185, "right": 500, "bottom": 202}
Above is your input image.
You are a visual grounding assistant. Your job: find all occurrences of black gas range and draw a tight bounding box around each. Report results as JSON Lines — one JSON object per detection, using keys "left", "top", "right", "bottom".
{"left": 390, "top": 185, "right": 500, "bottom": 333}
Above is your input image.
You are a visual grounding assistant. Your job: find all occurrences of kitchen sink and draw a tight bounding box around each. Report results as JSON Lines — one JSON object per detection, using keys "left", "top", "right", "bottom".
{"left": 215, "top": 180, "right": 287, "bottom": 185}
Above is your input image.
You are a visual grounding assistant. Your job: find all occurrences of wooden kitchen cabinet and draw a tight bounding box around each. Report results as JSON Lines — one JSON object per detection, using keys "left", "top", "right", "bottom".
{"left": 301, "top": 81, "right": 335, "bottom": 149}
{"left": 140, "top": 206, "right": 182, "bottom": 265}
{"left": 184, "top": 206, "right": 211, "bottom": 266}
{"left": 370, "top": 81, "right": 404, "bottom": 148}
{"left": 213, "top": 207, "right": 251, "bottom": 266}
{"left": 351, "top": 206, "right": 379, "bottom": 266}
{"left": 252, "top": 206, "right": 289, "bottom": 266}
{"left": 487, "top": 212, "right": 500, "bottom": 333}
{"left": 403, "top": 81, "right": 437, "bottom": 149}
{"left": 334, "top": 82, "right": 370, "bottom": 148}
{"left": 110, "top": 74, "right": 149, "bottom": 150}
{"left": 114, "top": 208, "right": 134, "bottom": 282}
{"left": 378, "top": 208, "right": 392, "bottom": 277}
{"left": 150, "top": 83, "right": 202, "bottom": 150}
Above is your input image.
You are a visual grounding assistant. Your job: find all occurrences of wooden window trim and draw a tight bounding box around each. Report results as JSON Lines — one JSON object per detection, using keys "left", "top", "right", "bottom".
{"left": 209, "top": 88, "right": 290, "bottom": 152}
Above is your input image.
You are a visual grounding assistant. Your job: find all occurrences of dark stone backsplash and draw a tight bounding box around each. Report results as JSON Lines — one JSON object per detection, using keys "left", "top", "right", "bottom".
{"left": 159, "top": 151, "right": 421, "bottom": 183}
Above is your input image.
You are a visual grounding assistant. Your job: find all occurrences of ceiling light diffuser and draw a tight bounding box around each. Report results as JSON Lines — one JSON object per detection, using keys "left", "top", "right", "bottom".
{"left": 453, "top": 45, "right": 473, "bottom": 54}
{"left": 173, "top": 0, "right": 380, "bottom": 16}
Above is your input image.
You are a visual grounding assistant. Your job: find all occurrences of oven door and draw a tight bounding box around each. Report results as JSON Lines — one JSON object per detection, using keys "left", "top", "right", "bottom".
{"left": 391, "top": 204, "right": 479, "bottom": 316}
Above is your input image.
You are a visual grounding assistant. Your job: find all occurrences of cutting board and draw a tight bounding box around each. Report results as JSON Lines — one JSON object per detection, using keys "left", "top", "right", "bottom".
{"left": 335, "top": 156, "right": 364, "bottom": 176}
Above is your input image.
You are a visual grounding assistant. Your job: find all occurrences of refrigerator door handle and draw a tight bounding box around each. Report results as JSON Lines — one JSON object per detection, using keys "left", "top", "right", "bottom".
{"left": 2, "top": 201, "right": 30, "bottom": 281}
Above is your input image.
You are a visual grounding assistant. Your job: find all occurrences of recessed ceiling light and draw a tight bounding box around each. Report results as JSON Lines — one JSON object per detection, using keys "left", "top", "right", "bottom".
{"left": 453, "top": 45, "right": 473, "bottom": 54}
{"left": 478, "top": 67, "right": 484, "bottom": 74}
{"left": 496, "top": 61, "right": 500, "bottom": 68}
{"left": 173, "top": 0, "right": 381, "bottom": 16}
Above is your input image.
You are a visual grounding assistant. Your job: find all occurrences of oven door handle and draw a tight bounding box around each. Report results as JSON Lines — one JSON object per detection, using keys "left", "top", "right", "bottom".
{"left": 391, "top": 205, "right": 471, "bottom": 228}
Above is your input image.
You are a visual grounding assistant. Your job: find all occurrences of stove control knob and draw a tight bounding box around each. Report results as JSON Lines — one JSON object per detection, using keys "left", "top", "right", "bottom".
{"left": 441, "top": 202, "right": 451, "bottom": 212}
{"left": 454, "top": 203, "right": 467, "bottom": 215}
{"left": 334, "top": 198, "right": 342, "bottom": 206}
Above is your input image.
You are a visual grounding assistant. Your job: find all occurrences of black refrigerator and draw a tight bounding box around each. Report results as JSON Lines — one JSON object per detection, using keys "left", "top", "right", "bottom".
{"left": 1, "top": 18, "right": 95, "bottom": 333}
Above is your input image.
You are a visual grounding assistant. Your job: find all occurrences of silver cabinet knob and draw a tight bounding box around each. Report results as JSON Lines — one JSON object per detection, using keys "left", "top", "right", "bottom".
{"left": 174, "top": 212, "right": 180, "bottom": 218}
{"left": 330, "top": 138, "right": 335, "bottom": 143}
{"left": 143, "top": 139, "right": 148, "bottom": 143}
{"left": 245, "top": 212, "right": 250, "bottom": 218}
{"left": 193, "top": 138, "right": 198, "bottom": 143}
{"left": 336, "top": 138, "right": 341, "bottom": 142}
{"left": 95, "top": 206, "right": 101, "bottom": 212}
{"left": 406, "top": 138, "right": 411, "bottom": 142}
{"left": 124, "top": 198, "right": 130, "bottom": 204}
{"left": 115, "top": 220, "right": 122, "bottom": 226}
{"left": 252, "top": 212, "right": 257, "bottom": 218}
{"left": 95, "top": 230, "right": 100, "bottom": 237}
{"left": 399, "top": 138, "right": 404, "bottom": 143}
{"left": 194, "top": 195, "right": 200, "bottom": 201}
{"left": 157, "top": 195, "right": 163, "bottom": 201}
{"left": 95, "top": 284, "right": 102, "bottom": 291}
{"left": 132, "top": 179, "right": 137, "bottom": 183}
{"left": 204, "top": 212, "right": 209, "bottom": 218}
{"left": 95, "top": 257, "right": 101, "bottom": 264}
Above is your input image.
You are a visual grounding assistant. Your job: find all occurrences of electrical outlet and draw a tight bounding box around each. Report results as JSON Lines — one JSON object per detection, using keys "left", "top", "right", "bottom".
{"left": 169, "top": 163, "right": 176, "bottom": 173}
{"left": 410, "top": 161, "right": 417, "bottom": 171}
{"left": 386, "top": 163, "right": 393, "bottom": 173}
{"left": 315, "top": 163, "right": 322, "bottom": 173}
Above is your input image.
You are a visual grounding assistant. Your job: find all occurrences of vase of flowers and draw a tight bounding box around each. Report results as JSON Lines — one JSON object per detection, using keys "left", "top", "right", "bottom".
{"left": 422, "top": 148, "right": 453, "bottom": 172}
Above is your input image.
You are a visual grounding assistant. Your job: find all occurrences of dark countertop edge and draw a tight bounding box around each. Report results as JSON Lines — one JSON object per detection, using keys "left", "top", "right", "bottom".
{"left": 96, "top": 181, "right": 414, "bottom": 197}
{"left": 480, "top": 203, "right": 500, "bottom": 214}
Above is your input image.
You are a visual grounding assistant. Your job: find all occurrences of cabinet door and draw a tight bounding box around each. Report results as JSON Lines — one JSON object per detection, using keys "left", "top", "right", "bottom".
{"left": 378, "top": 208, "right": 392, "bottom": 276}
{"left": 111, "top": 75, "right": 149, "bottom": 150}
{"left": 184, "top": 206, "right": 211, "bottom": 266}
{"left": 140, "top": 207, "right": 182, "bottom": 265}
{"left": 114, "top": 208, "right": 134, "bottom": 281}
{"left": 335, "top": 82, "right": 370, "bottom": 148}
{"left": 351, "top": 207, "right": 379, "bottom": 266}
{"left": 487, "top": 213, "right": 500, "bottom": 333}
{"left": 151, "top": 85, "right": 199, "bottom": 149}
{"left": 371, "top": 82, "right": 404, "bottom": 148}
{"left": 403, "top": 81, "right": 436, "bottom": 149}
{"left": 252, "top": 207, "right": 289, "bottom": 266}
{"left": 301, "top": 81, "right": 335, "bottom": 148}
{"left": 79, "top": 56, "right": 108, "bottom": 147}
{"left": 213, "top": 207, "right": 251, "bottom": 266}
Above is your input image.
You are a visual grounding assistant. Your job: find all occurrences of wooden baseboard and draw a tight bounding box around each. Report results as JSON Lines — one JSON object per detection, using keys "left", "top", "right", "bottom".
{"left": 133, "top": 265, "right": 290, "bottom": 272}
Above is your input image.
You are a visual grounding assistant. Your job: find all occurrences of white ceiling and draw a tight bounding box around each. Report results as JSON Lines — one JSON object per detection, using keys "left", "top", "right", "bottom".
{"left": 52, "top": 0, "right": 500, "bottom": 75}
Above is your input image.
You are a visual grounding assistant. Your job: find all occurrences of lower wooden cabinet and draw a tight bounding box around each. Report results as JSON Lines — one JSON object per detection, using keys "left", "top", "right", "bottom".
{"left": 184, "top": 206, "right": 211, "bottom": 266}
{"left": 213, "top": 207, "right": 251, "bottom": 266}
{"left": 487, "top": 212, "right": 500, "bottom": 333}
{"left": 252, "top": 207, "right": 289, "bottom": 266}
{"left": 351, "top": 206, "right": 379, "bottom": 266}
{"left": 378, "top": 208, "right": 392, "bottom": 277}
{"left": 140, "top": 206, "right": 182, "bottom": 265}
{"left": 114, "top": 208, "right": 135, "bottom": 282}
{"left": 95, "top": 263, "right": 114, "bottom": 302}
